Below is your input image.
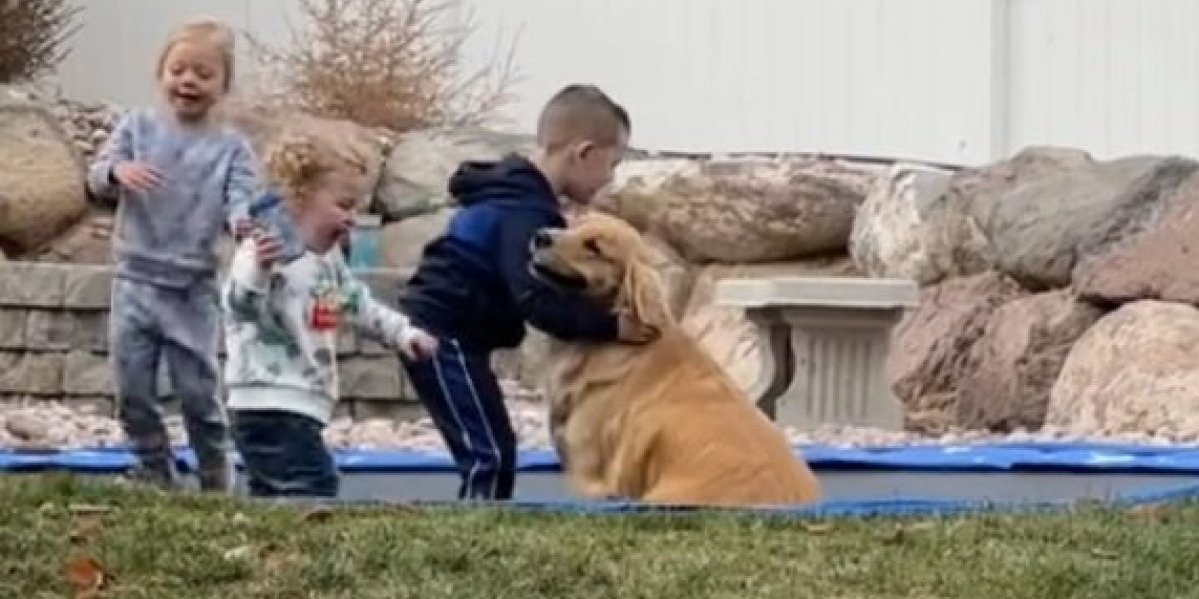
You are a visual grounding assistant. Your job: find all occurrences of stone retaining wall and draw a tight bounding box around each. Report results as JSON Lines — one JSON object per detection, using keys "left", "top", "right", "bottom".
{"left": 0, "top": 262, "right": 438, "bottom": 419}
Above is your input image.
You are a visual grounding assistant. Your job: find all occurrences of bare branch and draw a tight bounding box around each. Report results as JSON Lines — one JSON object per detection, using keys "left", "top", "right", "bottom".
{"left": 245, "top": 0, "right": 518, "bottom": 132}
{"left": 0, "top": 0, "right": 83, "bottom": 83}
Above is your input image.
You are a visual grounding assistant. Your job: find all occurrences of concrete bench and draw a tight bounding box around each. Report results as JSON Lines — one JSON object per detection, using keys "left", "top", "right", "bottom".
{"left": 715, "top": 277, "right": 919, "bottom": 431}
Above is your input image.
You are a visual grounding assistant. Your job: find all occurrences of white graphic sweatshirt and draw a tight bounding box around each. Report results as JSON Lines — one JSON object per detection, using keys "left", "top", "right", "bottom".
{"left": 222, "top": 239, "right": 421, "bottom": 425}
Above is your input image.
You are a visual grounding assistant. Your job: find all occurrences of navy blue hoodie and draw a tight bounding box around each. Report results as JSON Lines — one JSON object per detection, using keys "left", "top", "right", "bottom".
{"left": 398, "top": 154, "right": 619, "bottom": 351}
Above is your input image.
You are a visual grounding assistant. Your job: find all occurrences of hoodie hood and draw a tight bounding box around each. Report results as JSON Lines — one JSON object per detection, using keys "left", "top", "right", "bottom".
{"left": 448, "top": 153, "right": 558, "bottom": 209}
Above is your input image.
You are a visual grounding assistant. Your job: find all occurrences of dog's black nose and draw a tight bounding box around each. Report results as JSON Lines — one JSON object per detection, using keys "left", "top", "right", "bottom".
{"left": 532, "top": 230, "right": 553, "bottom": 249}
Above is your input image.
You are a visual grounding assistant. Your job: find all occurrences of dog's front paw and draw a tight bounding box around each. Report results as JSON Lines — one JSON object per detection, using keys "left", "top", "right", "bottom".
{"left": 573, "top": 478, "right": 614, "bottom": 500}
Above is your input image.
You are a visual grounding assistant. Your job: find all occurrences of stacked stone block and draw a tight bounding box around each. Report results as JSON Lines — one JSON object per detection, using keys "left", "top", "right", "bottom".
{"left": 0, "top": 262, "right": 425, "bottom": 419}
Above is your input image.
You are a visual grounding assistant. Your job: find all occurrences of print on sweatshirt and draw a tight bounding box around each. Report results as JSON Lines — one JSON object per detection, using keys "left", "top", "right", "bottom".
{"left": 222, "top": 239, "right": 421, "bottom": 424}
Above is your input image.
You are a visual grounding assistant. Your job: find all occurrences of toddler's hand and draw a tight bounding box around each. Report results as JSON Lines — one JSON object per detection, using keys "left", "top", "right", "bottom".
{"left": 617, "top": 311, "right": 659, "bottom": 345}
{"left": 232, "top": 218, "right": 256, "bottom": 241}
{"left": 399, "top": 328, "right": 439, "bottom": 362}
{"left": 251, "top": 229, "right": 283, "bottom": 268}
{"left": 113, "top": 162, "right": 163, "bottom": 193}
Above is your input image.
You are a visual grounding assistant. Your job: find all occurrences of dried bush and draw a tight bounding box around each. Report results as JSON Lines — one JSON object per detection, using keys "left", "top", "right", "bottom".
{"left": 0, "top": 0, "right": 82, "bottom": 83}
{"left": 248, "top": 0, "right": 518, "bottom": 132}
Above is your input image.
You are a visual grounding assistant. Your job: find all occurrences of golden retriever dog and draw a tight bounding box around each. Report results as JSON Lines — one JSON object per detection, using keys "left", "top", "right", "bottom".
{"left": 529, "top": 212, "right": 822, "bottom": 507}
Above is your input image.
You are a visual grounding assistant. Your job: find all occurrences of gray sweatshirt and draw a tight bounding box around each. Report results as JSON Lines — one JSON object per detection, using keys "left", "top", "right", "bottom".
{"left": 88, "top": 108, "right": 257, "bottom": 289}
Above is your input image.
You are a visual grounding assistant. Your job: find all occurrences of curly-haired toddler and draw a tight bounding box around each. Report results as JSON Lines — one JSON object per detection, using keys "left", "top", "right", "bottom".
{"left": 223, "top": 134, "right": 437, "bottom": 498}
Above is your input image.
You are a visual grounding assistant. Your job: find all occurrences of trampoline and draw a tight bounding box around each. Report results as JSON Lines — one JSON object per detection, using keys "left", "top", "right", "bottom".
{"left": 5, "top": 442, "right": 1199, "bottom": 517}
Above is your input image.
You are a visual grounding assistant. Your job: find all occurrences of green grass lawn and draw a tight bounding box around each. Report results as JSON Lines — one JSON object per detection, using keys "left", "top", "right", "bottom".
{"left": 3, "top": 475, "right": 1199, "bottom": 599}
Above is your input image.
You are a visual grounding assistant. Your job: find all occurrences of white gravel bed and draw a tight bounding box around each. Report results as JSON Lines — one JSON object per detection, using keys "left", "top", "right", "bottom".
{"left": 0, "top": 398, "right": 1192, "bottom": 453}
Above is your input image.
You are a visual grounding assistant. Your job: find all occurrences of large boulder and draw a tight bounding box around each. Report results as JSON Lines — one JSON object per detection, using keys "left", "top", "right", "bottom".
{"left": 963, "top": 146, "right": 1198, "bottom": 291}
{"left": 53, "top": 98, "right": 121, "bottom": 165}
{"left": 887, "top": 271, "right": 1026, "bottom": 433}
{"left": 849, "top": 163, "right": 990, "bottom": 285}
{"left": 0, "top": 88, "right": 88, "bottom": 256}
{"left": 949, "top": 146, "right": 1094, "bottom": 209}
{"left": 1046, "top": 301, "right": 1199, "bottom": 441}
{"left": 379, "top": 208, "right": 454, "bottom": 270}
{"left": 372, "top": 128, "right": 536, "bottom": 220}
{"left": 955, "top": 290, "right": 1102, "bottom": 432}
{"left": 595, "top": 158, "right": 697, "bottom": 233}
{"left": 681, "top": 256, "right": 861, "bottom": 395}
{"left": 28, "top": 212, "right": 114, "bottom": 264}
{"left": 223, "top": 100, "right": 392, "bottom": 212}
{"left": 600, "top": 158, "right": 876, "bottom": 263}
{"left": 1074, "top": 171, "right": 1199, "bottom": 306}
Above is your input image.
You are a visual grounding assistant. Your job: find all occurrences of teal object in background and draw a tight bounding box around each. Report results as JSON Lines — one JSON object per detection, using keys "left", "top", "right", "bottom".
{"left": 348, "top": 214, "right": 382, "bottom": 269}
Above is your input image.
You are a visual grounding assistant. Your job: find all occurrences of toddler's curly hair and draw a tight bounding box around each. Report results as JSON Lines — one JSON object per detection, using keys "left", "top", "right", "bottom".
{"left": 264, "top": 133, "right": 370, "bottom": 202}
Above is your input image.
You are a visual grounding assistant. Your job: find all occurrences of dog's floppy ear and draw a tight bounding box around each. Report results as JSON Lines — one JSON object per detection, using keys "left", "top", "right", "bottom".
{"left": 620, "top": 258, "right": 671, "bottom": 331}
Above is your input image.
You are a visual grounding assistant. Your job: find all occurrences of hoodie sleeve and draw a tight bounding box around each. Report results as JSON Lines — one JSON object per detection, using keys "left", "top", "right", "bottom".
{"left": 223, "top": 238, "right": 272, "bottom": 322}
{"left": 223, "top": 135, "right": 257, "bottom": 231}
{"left": 87, "top": 111, "right": 135, "bottom": 201}
{"left": 332, "top": 254, "right": 424, "bottom": 349}
{"left": 495, "top": 210, "right": 620, "bottom": 342}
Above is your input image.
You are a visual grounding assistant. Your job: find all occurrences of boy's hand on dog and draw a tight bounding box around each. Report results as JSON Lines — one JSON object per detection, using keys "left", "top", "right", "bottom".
{"left": 400, "top": 328, "right": 439, "bottom": 361}
{"left": 617, "top": 311, "right": 659, "bottom": 345}
{"left": 251, "top": 229, "right": 283, "bottom": 268}
{"left": 113, "top": 161, "right": 163, "bottom": 193}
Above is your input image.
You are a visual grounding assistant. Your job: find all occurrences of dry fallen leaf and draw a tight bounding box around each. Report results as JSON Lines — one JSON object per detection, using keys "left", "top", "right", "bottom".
{"left": 905, "top": 520, "right": 937, "bottom": 531}
{"left": 65, "top": 555, "right": 106, "bottom": 594}
{"left": 259, "top": 543, "right": 301, "bottom": 576}
{"left": 878, "top": 526, "right": 909, "bottom": 545}
{"left": 301, "top": 507, "right": 334, "bottom": 523}
{"left": 799, "top": 521, "right": 834, "bottom": 534}
{"left": 68, "top": 504, "right": 113, "bottom": 517}
{"left": 1128, "top": 503, "right": 1173, "bottom": 524}
{"left": 69, "top": 515, "right": 105, "bottom": 544}
{"left": 223, "top": 545, "right": 255, "bottom": 562}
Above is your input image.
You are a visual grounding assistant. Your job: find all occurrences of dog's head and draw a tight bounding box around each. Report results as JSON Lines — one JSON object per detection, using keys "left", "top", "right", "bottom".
{"left": 530, "top": 212, "right": 671, "bottom": 332}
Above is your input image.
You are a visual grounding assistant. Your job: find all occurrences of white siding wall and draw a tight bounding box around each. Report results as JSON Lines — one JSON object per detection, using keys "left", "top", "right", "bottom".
{"left": 1005, "top": 0, "right": 1199, "bottom": 160}
{"left": 54, "top": 0, "right": 1199, "bottom": 166}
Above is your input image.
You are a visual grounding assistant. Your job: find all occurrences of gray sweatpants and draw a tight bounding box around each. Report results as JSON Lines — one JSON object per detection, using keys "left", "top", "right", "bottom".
{"left": 110, "top": 276, "right": 230, "bottom": 491}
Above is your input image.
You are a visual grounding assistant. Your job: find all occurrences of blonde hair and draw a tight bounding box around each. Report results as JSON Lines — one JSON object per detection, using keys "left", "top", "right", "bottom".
{"left": 157, "top": 16, "right": 237, "bottom": 91}
{"left": 265, "top": 133, "right": 370, "bottom": 203}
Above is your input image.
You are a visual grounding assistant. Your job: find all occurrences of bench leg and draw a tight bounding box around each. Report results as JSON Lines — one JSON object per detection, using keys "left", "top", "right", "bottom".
{"left": 747, "top": 319, "right": 793, "bottom": 420}
{"left": 775, "top": 309, "right": 905, "bottom": 430}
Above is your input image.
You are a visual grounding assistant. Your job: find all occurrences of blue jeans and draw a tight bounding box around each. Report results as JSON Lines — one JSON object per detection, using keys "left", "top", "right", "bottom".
{"left": 232, "top": 410, "right": 338, "bottom": 498}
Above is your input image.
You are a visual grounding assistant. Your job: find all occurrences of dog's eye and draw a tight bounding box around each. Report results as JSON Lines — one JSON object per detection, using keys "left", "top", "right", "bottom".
{"left": 583, "top": 239, "right": 603, "bottom": 256}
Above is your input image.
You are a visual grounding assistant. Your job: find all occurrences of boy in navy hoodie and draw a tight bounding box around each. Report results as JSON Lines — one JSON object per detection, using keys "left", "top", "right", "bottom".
{"left": 399, "top": 85, "right": 651, "bottom": 500}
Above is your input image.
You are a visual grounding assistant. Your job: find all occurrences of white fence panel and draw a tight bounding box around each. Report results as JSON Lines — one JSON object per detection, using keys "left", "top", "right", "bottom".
{"left": 1005, "top": 0, "right": 1199, "bottom": 160}
{"left": 460, "top": 0, "right": 996, "bottom": 163}
{"left": 52, "top": 0, "right": 1199, "bottom": 165}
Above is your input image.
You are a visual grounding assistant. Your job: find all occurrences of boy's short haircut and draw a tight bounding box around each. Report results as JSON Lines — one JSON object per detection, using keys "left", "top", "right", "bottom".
{"left": 536, "top": 84, "right": 631, "bottom": 151}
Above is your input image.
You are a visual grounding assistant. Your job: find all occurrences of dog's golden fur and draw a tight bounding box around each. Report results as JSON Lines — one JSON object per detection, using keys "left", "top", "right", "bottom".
{"left": 531, "top": 212, "right": 822, "bottom": 506}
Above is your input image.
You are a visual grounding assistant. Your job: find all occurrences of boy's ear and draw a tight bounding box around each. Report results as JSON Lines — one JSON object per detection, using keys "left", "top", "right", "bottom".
{"left": 574, "top": 139, "right": 595, "bottom": 161}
